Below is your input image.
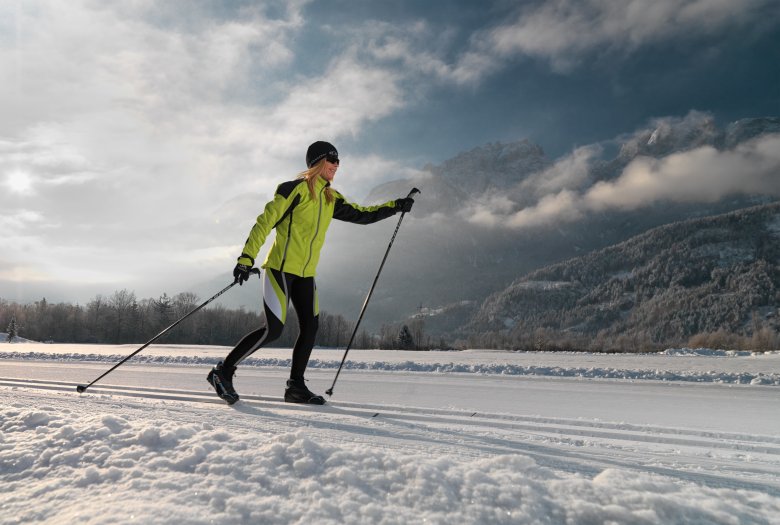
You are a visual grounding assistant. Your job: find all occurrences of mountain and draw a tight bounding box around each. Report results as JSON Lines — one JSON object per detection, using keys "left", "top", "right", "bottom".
{"left": 364, "top": 140, "right": 548, "bottom": 216}
{"left": 724, "top": 117, "right": 780, "bottom": 148}
{"left": 462, "top": 202, "right": 780, "bottom": 350}
{"left": 313, "top": 114, "right": 779, "bottom": 332}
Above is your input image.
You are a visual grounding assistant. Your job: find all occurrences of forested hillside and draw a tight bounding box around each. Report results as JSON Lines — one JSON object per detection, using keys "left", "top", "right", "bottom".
{"left": 464, "top": 202, "right": 780, "bottom": 351}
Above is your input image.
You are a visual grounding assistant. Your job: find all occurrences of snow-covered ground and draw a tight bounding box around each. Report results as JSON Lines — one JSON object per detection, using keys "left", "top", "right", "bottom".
{"left": 2, "top": 344, "right": 780, "bottom": 524}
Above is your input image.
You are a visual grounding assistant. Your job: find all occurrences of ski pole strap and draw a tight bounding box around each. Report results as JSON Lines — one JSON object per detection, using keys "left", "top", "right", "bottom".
{"left": 239, "top": 253, "right": 255, "bottom": 266}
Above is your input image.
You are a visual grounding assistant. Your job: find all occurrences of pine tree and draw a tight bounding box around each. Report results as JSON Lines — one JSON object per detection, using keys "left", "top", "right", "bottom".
{"left": 398, "top": 325, "right": 414, "bottom": 350}
{"left": 154, "top": 293, "right": 174, "bottom": 331}
{"left": 7, "top": 317, "right": 18, "bottom": 342}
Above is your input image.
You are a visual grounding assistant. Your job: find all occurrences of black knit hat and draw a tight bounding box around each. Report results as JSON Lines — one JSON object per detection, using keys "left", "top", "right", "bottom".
{"left": 306, "top": 141, "right": 338, "bottom": 168}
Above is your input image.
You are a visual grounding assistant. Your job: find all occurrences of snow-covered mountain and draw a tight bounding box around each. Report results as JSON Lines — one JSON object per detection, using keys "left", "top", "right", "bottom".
{"left": 365, "top": 114, "right": 780, "bottom": 215}
{"left": 724, "top": 117, "right": 780, "bottom": 148}
{"left": 462, "top": 202, "right": 780, "bottom": 349}
{"left": 364, "top": 140, "right": 548, "bottom": 217}
{"left": 315, "top": 114, "right": 780, "bottom": 333}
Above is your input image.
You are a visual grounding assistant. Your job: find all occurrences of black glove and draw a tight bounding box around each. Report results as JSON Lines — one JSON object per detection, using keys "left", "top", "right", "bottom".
{"left": 233, "top": 263, "right": 252, "bottom": 285}
{"left": 395, "top": 197, "right": 414, "bottom": 213}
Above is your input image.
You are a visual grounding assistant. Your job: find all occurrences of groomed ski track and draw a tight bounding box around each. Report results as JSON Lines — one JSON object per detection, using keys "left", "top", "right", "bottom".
{"left": 3, "top": 367, "right": 779, "bottom": 499}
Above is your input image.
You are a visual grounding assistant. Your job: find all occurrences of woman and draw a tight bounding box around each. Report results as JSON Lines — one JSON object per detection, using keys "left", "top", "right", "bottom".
{"left": 207, "top": 141, "right": 414, "bottom": 405}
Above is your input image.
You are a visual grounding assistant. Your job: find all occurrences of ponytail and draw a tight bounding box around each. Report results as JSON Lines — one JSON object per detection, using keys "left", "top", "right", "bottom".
{"left": 297, "top": 160, "right": 334, "bottom": 204}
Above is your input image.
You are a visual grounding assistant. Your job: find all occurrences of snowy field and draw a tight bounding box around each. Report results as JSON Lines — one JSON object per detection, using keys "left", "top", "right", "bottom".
{"left": 2, "top": 343, "right": 780, "bottom": 524}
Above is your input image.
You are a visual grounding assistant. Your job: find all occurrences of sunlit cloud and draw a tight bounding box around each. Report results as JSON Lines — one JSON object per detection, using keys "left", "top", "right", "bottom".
{"left": 0, "top": 265, "right": 49, "bottom": 283}
{"left": 0, "top": 209, "right": 45, "bottom": 229}
{"left": 468, "top": 133, "right": 780, "bottom": 230}
{"left": 584, "top": 134, "right": 780, "bottom": 210}
{"left": 5, "top": 169, "right": 33, "bottom": 194}
{"left": 0, "top": 1, "right": 415, "bottom": 295}
{"left": 519, "top": 145, "right": 601, "bottom": 198}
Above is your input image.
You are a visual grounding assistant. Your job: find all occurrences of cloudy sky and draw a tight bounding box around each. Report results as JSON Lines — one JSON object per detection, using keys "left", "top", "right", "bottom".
{"left": 1, "top": 0, "right": 779, "bottom": 304}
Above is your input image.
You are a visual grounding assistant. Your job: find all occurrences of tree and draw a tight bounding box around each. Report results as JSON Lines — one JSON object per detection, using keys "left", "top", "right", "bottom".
{"left": 356, "top": 329, "right": 374, "bottom": 350}
{"left": 409, "top": 318, "right": 426, "bottom": 350}
{"left": 109, "top": 289, "right": 136, "bottom": 343}
{"left": 378, "top": 323, "right": 400, "bottom": 349}
{"left": 7, "top": 317, "right": 18, "bottom": 342}
{"left": 153, "top": 293, "right": 174, "bottom": 332}
{"left": 173, "top": 292, "right": 200, "bottom": 342}
{"left": 398, "top": 325, "right": 414, "bottom": 350}
{"left": 86, "top": 295, "right": 107, "bottom": 343}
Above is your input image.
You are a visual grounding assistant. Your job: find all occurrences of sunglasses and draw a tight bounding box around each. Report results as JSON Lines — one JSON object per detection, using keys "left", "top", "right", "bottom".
{"left": 326, "top": 154, "right": 340, "bottom": 165}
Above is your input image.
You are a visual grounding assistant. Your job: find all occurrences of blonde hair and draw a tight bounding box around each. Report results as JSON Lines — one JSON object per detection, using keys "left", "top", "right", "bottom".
{"left": 297, "top": 159, "right": 334, "bottom": 204}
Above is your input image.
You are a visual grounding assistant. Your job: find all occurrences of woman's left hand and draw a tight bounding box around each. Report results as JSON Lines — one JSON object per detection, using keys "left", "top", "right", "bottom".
{"left": 395, "top": 198, "right": 414, "bottom": 213}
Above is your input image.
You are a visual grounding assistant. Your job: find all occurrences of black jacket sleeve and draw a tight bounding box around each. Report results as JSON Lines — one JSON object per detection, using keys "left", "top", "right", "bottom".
{"left": 332, "top": 193, "right": 397, "bottom": 225}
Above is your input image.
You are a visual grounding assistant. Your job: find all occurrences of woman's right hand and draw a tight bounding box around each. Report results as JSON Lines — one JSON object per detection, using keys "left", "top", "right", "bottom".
{"left": 233, "top": 263, "right": 252, "bottom": 285}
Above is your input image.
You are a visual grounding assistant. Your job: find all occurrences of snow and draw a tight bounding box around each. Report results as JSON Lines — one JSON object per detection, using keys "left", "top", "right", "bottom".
{"left": 514, "top": 281, "right": 573, "bottom": 290}
{"left": 2, "top": 345, "right": 780, "bottom": 524}
{"left": 767, "top": 215, "right": 780, "bottom": 236}
{"left": 0, "top": 332, "right": 36, "bottom": 344}
{"left": 4, "top": 345, "right": 780, "bottom": 385}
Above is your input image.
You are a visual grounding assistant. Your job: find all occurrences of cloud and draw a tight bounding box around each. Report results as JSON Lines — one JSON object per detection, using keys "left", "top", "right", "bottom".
{"left": 508, "top": 191, "right": 585, "bottom": 229}
{"left": 363, "top": 21, "right": 454, "bottom": 80}
{"left": 451, "top": 0, "right": 778, "bottom": 78}
{"left": 360, "top": 20, "right": 500, "bottom": 86}
{"left": 0, "top": 137, "right": 97, "bottom": 196}
{"left": 0, "top": 209, "right": 47, "bottom": 230}
{"left": 266, "top": 51, "right": 405, "bottom": 147}
{"left": 350, "top": 0, "right": 780, "bottom": 90}
{"left": 0, "top": 1, "right": 415, "bottom": 297}
{"left": 0, "top": 264, "right": 49, "bottom": 283}
{"left": 0, "top": 0, "right": 308, "bottom": 200}
{"left": 584, "top": 134, "right": 780, "bottom": 210}
{"left": 334, "top": 155, "right": 428, "bottom": 200}
{"left": 520, "top": 145, "right": 602, "bottom": 198}
{"left": 468, "top": 133, "right": 780, "bottom": 230}
{"left": 341, "top": 0, "right": 777, "bottom": 89}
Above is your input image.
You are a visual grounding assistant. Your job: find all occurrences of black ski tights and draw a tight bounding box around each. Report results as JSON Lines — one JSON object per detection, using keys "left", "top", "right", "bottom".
{"left": 223, "top": 269, "right": 319, "bottom": 380}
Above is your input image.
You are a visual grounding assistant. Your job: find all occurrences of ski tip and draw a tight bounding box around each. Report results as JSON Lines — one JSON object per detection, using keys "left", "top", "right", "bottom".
{"left": 76, "top": 385, "right": 87, "bottom": 393}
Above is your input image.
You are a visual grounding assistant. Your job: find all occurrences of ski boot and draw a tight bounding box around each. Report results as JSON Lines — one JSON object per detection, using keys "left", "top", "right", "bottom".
{"left": 284, "top": 378, "right": 326, "bottom": 405}
{"left": 207, "top": 361, "right": 239, "bottom": 405}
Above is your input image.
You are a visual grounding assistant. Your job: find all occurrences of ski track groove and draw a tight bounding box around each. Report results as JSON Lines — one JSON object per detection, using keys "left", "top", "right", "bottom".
{"left": 2, "top": 376, "right": 780, "bottom": 497}
{"left": 2, "top": 376, "right": 779, "bottom": 450}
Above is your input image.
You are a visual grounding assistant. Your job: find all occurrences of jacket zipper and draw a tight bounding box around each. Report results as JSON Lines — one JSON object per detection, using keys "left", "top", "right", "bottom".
{"left": 303, "top": 185, "right": 325, "bottom": 275}
{"left": 279, "top": 201, "right": 296, "bottom": 273}
{"left": 277, "top": 204, "right": 296, "bottom": 310}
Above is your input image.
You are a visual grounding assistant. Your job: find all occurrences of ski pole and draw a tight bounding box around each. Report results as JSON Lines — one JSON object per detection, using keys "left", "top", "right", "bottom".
{"left": 76, "top": 268, "right": 261, "bottom": 393}
{"left": 326, "top": 188, "right": 420, "bottom": 397}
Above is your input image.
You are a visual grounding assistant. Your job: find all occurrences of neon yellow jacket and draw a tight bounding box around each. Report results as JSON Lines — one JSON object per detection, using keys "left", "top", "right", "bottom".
{"left": 237, "top": 176, "right": 398, "bottom": 277}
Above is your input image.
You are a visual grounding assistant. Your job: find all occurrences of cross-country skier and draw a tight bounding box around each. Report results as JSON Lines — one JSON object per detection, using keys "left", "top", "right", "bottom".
{"left": 207, "top": 141, "right": 414, "bottom": 405}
